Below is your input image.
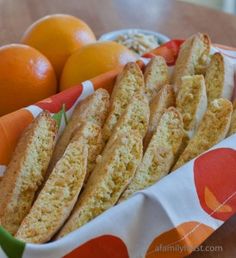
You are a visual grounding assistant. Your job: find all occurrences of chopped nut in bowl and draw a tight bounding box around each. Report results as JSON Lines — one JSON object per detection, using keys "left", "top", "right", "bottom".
{"left": 99, "top": 29, "right": 170, "bottom": 56}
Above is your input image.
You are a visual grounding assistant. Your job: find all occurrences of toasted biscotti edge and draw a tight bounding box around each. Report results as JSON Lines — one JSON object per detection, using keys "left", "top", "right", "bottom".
{"left": 144, "top": 84, "right": 175, "bottom": 149}
{"left": 176, "top": 75, "right": 207, "bottom": 137}
{"left": 205, "top": 52, "right": 234, "bottom": 103}
{"left": 173, "top": 98, "right": 233, "bottom": 170}
{"left": 172, "top": 33, "right": 210, "bottom": 91}
{"left": 16, "top": 138, "right": 88, "bottom": 243}
{"left": 144, "top": 56, "right": 169, "bottom": 100}
{"left": 57, "top": 131, "right": 143, "bottom": 238}
{"left": 102, "top": 62, "right": 144, "bottom": 141}
{"left": 228, "top": 100, "right": 236, "bottom": 136}
{"left": 0, "top": 111, "right": 57, "bottom": 235}
{"left": 110, "top": 62, "right": 144, "bottom": 103}
{"left": 120, "top": 107, "right": 184, "bottom": 201}
{"left": 71, "top": 121, "right": 105, "bottom": 182}
{"left": 103, "top": 92, "right": 150, "bottom": 152}
{"left": 46, "top": 88, "right": 109, "bottom": 176}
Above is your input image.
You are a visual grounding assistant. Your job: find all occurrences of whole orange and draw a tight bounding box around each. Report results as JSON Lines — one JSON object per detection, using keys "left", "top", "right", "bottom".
{"left": 21, "top": 14, "right": 96, "bottom": 78}
{"left": 60, "top": 41, "right": 137, "bottom": 91}
{"left": 0, "top": 44, "right": 57, "bottom": 116}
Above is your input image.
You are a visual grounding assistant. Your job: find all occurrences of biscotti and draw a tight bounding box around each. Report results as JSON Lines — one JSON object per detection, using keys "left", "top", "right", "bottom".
{"left": 205, "top": 52, "right": 234, "bottom": 103}
{"left": 176, "top": 75, "right": 207, "bottom": 137}
{"left": 103, "top": 92, "right": 149, "bottom": 152}
{"left": 172, "top": 33, "right": 210, "bottom": 91}
{"left": 0, "top": 111, "right": 57, "bottom": 234}
{"left": 71, "top": 122, "right": 104, "bottom": 181}
{"left": 16, "top": 138, "right": 88, "bottom": 243}
{"left": 120, "top": 107, "right": 185, "bottom": 201}
{"left": 57, "top": 131, "right": 143, "bottom": 238}
{"left": 228, "top": 100, "right": 236, "bottom": 136}
{"left": 102, "top": 62, "right": 144, "bottom": 142}
{"left": 144, "top": 56, "right": 169, "bottom": 100}
{"left": 144, "top": 84, "right": 175, "bottom": 149}
{"left": 173, "top": 98, "right": 232, "bottom": 170}
{"left": 47, "top": 89, "right": 109, "bottom": 173}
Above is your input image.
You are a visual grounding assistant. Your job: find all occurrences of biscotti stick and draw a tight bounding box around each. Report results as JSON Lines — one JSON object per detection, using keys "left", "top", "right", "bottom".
{"left": 103, "top": 92, "right": 149, "bottom": 152}
{"left": 227, "top": 100, "right": 236, "bottom": 136}
{"left": 47, "top": 89, "right": 109, "bottom": 173}
{"left": 144, "top": 84, "right": 175, "bottom": 149}
{"left": 57, "top": 131, "right": 143, "bottom": 238}
{"left": 176, "top": 75, "right": 207, "bottom": 137}
{"left": 144, "top": 56, "right": 169, "bottom": 100}
{"left": 0, "top": 111, "right": 57, "bottom": 234}
{"left": 172, "top": 33, "right": 210, "bottom": 91}
{"left": 102, "top": 62, "right": 144, "bottom": 142}
{"left": 71, "top": 122, "right": 104, "bottom": 181}
{"left": 173, "top": 98, "right": 232, "bottom": 170}
{"left": 205, "top": 52, "right": 234, "bottom": 103}
{"left": 120, "top": 107, "right": 184, "bottom": 201}
{"left": 16, "top": 138, "right": 88, "bottom": 243}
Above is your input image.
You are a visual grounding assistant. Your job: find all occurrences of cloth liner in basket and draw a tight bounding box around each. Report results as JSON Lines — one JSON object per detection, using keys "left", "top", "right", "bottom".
{"left": 0, "top": 39, "right": 236, "bottom": 258}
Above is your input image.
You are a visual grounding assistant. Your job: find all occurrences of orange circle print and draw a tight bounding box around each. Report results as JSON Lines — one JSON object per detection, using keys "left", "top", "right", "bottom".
{"left": 194, "top": 148, "right": 236, "bottom": 221}
{"left": 145, "top": 222, "right": 213, "bottom": 258}
{"left": 64, "top": 235, "right": 129, "bottom": 258}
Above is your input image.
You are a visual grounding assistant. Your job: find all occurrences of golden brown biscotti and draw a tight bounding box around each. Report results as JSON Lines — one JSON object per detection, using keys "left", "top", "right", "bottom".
{"left": 173, "top": 98, "right": 233, "bottom": 170}
{"left": 102, "top": 62, "right": 144, "bottom": 142}
{"left": 228, "top": 100, "right": 236, "bottom": 136}
{"left": 205, "top": 52, "right": 234, "bottom": 103}
{"left": 0, "top": 111, "right": 57, "bottom": 234}
{"left": 175, "top": 132, "right": 190, "bottom": 161}
{"left": 57, "top": 131, "right": 143, "bottom": 238}
{"left": 71, "top": 122, "right": 104, "bottom": 181}
{"left": 16, "top": 139, "right": 88, "bottom": 243}
{"left": 47, "top": 89, "right": 109, "bottom": 173}
{"left": 176, "top": 75, "right": 207, "bottom": 137}
{"left": 144, "top": 56, "right": 169, "bottom": 100}
{"left": 103, "top": 92, "right": 149, "bottom": 152}
{"left": 143, "top": 84, "right": 175, "bottom": 149}
{"left": 119, "top": 107, "right": 185, "bottom": 201}
{"left": 172, "top": 33, "right": 210, "bottom": 91}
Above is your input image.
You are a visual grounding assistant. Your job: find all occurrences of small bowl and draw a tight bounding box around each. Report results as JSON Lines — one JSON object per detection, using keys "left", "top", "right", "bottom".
{"left": 99, "top": 29, "right": 170, "bottom": 45}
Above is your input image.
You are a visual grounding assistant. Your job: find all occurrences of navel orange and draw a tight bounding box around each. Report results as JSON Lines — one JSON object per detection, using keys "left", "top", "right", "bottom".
{"left": 60, "top": 41, "right": 137, "bottom": 91}
{"left": 21, "top": 14, "right": 96, "bottom": 78}
{"left": 0, "top": 44, "right": 57, "bottom": 116}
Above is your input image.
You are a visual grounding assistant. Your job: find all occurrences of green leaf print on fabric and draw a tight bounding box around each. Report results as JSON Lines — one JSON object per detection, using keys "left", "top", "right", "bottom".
{"left": 52, "top": 104, "right": 67, "bottom": 128}
{"left": 0, "top": 227, "right": 25, "bottom": 258}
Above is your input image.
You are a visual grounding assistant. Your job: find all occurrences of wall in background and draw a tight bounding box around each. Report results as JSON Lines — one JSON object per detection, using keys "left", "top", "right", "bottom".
{"left": 180, "top": 0, "right": 236, "bottom": 14}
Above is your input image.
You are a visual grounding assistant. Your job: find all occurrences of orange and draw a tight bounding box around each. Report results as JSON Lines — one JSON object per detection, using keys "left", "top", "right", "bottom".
{"left": 21, "top": 14, "right": 96, "bottom": 78}
{"left": 60, "top": 41, "right": 137, "bottom": 91}
{"left": 0, "top": 44, "right": 57, "bottom": 116}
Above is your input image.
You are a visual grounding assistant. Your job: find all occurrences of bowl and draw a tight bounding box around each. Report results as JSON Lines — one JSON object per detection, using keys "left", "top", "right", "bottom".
{"left": 99, "top": 29, "right": 170, "bottom": 56}
{"left": 99, "top": 29, "right": 170, "bottom": 44}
